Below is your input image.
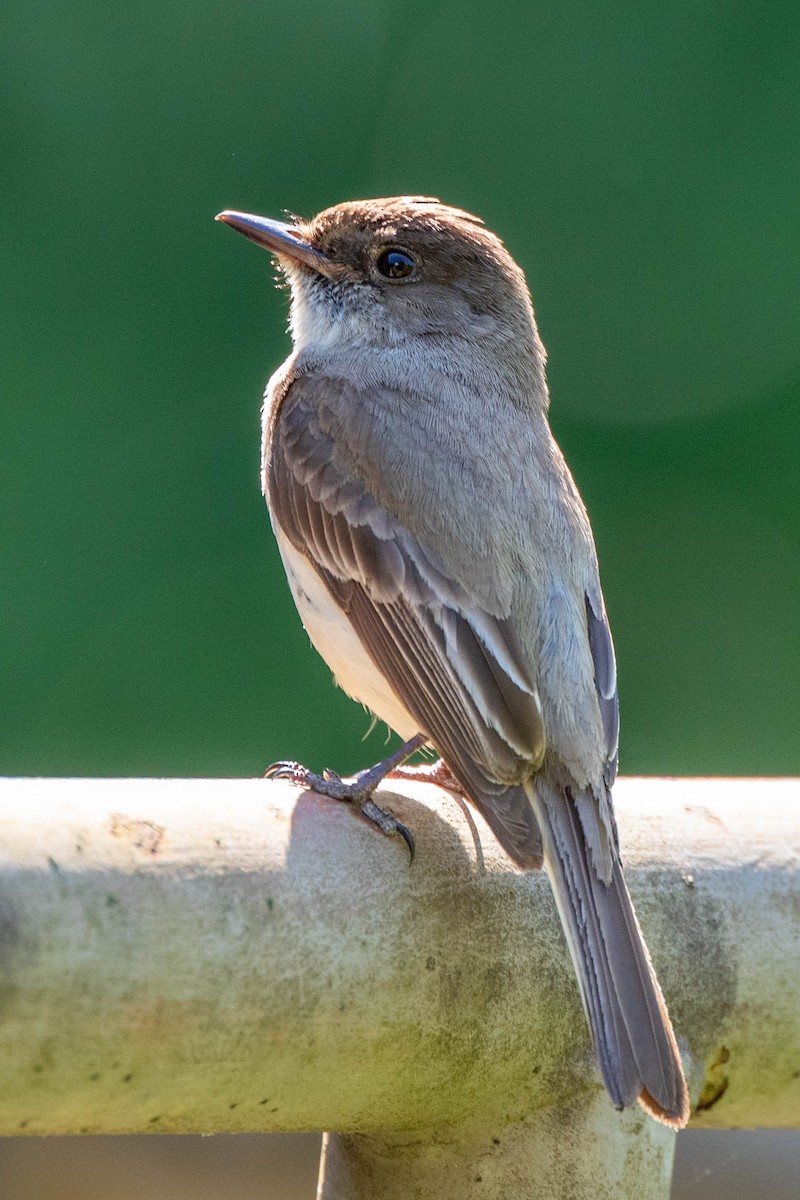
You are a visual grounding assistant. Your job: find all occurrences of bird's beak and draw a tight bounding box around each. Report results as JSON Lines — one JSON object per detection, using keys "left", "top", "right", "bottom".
{"left": 215, "top": 210, "right": 329, "bottom": 273}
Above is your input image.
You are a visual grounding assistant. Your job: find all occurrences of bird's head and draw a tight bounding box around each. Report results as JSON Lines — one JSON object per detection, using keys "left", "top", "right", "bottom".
{"left": 217, "top": 197, "right": 546, "bottom": 377}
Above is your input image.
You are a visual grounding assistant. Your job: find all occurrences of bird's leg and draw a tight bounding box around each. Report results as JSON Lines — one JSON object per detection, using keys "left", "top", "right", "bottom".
{"left": 265, "top": 733, "right": 427, "bottom": 859}
{"left": 386, "top": 756, "right": 465, "bottom": 796}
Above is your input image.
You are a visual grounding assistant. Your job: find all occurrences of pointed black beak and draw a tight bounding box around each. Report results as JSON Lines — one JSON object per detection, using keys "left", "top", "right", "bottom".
{"left": 215, "top": 210, "right": 329, "bottom": 273}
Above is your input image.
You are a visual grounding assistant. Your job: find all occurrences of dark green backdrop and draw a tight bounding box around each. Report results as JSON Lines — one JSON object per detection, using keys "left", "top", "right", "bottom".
{"left": 3, "top": 1, "right": 798, "bottom": 780}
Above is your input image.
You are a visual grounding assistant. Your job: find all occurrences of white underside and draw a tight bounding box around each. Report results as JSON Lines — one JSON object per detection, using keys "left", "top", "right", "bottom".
{"left": 275, "top": 530, "right": 420, "bottom": 741}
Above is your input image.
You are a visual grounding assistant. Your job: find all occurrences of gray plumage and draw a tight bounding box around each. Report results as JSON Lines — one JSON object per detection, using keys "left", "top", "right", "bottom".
{"left": 218, "top": 196, "right": 689, "bottom": 1126}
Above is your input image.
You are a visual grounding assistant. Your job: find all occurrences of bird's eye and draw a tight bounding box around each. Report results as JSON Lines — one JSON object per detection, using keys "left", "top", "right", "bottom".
{"left": 375, "top": 248, "right": 416, "bottom": 280}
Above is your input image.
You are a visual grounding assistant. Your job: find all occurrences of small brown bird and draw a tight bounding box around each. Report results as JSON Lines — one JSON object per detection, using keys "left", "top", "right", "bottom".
{"left": 217, "top": 197, "right": 689, "bottom": 1127}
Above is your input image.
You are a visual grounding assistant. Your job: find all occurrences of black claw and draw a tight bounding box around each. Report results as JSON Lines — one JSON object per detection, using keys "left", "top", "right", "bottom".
{"left": 264, "top": 760, "right": 306, "bottom": 782}
{"left": 263, "top": 761, "right": 351, "bottom": 800}
{"left": 359, "top": 798, "right": 415, "bottom": 862}
{"left": 396, "top": 820, "right": 415, "bottom": 864}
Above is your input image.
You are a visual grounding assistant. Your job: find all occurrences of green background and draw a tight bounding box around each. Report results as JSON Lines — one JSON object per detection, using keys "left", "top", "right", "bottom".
{"left": 2, "top": 5, "right": 799, "bottom": 1197}
{"left": 3, "top": 0, "right": 799, "bottom": 781}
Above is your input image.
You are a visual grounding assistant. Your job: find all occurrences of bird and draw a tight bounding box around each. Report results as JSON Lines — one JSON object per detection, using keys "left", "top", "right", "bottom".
{"left": 216, "top": 196, "right": 690, "bottom": 1127}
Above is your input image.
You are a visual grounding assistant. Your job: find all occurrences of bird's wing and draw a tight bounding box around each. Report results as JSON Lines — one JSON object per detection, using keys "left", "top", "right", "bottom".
{"left": 585, "top": 590, "right": 620, "bottom": 787}
{"left": 267, "top": 374, "right": 546, "bottom": 863}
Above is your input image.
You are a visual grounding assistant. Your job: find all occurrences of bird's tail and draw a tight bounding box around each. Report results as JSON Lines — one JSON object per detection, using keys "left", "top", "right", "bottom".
{"left": 525, "top": 769, "right": 689, "bottom": 1127}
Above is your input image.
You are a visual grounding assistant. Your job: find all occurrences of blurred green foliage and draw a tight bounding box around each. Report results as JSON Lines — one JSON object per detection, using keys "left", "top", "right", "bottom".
{"left": 2, "top": 0, "right": 798, "bottom": 779}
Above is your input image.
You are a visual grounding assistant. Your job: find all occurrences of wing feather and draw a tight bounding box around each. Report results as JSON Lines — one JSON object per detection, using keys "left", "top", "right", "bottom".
{"left": 585, "top": 592, "right": 620, "bottom": 786}
{"left": 266, "top": 375, "right": 547, "bottom": 861}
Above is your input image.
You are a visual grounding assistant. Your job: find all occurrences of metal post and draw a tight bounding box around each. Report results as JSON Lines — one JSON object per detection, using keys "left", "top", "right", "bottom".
{"left": 319, "top": 1098, "right": 677, "bottom": 1200}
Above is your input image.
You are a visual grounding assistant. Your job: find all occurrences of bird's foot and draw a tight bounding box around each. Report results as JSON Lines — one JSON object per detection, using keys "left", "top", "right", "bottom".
{"left": 264, "top": 733, "right": 427, "bottom": 861}
{"left": 265, "top": 760, "right": 359, "bottom": 801}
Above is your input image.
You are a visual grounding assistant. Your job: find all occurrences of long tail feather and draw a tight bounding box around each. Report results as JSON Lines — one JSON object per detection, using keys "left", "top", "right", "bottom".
{"left": 525, "top": 770, "right": 689, "bottom": 1127}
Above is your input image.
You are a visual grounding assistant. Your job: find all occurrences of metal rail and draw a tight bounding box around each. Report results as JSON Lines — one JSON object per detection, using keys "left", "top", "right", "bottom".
{"left": 0, "top": 777, "right": 797, "bottom": 1197}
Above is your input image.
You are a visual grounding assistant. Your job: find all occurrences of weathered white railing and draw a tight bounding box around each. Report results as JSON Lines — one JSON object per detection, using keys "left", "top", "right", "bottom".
{"left": 0, "top": 777, "right": 797, "bottom": 1198}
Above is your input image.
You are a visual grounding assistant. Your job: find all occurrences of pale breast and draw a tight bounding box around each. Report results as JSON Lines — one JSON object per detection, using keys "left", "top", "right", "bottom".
{"left": 274, "top": 529, "right": 421, "bottom": 742}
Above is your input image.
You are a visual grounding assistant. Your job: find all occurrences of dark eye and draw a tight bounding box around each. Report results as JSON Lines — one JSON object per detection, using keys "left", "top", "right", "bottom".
{"left": 376, "top": 248, "right": 416, "bottom": 280}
